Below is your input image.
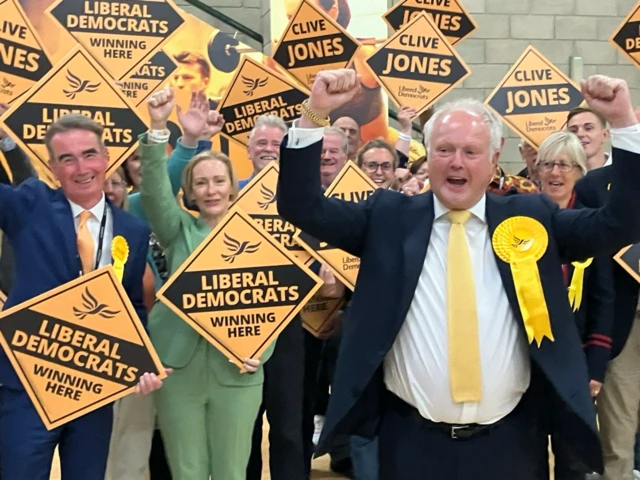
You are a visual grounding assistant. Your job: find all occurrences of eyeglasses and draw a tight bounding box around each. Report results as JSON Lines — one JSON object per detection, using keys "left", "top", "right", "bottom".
{"left": 537, "top": 161, "right": 578, "bottom": 173}
{"left": 104, "top": 180, "right": 127, "bottom": 189}
{"left": 362, "top": 161, "right": 393, "bottom": 173}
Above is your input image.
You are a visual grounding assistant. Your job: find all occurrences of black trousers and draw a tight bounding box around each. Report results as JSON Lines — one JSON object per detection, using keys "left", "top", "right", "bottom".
{"left": 247, "top": 319, "right": 306, "bottom": 480}
{"left": 379, "top": 391, "right": 548, "bottom": 480}
{"left": 302, "top": 331, "right": 326, "bottom": 477}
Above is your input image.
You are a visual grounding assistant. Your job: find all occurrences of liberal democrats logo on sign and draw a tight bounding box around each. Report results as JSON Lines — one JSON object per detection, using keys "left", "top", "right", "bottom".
{"left": 72, "top": 288, "right": 120, "bottom": 320}
{"left": 221, "top": 234, "right": 261, "bottom": 264}
{"left": 241, "top": 75, "right": 268, "bottom": 96}
{"left": 63, "top": 70, "right": 101, "bottom": 100}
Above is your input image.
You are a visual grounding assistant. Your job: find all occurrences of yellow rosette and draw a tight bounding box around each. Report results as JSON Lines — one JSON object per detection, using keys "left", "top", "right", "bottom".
{"left": 111, "top": 236, "right": 129, "bottom": 282}
{"left": 492, "top": 216, "right": 554, "bottom": 346}
{"left": 568, "top": 258, "right": 593, "bottom": 312}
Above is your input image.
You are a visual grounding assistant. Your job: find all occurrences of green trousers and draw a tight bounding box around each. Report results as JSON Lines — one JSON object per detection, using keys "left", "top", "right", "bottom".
{"left": 154, "top": 340, "right": 263, "bottom": 480}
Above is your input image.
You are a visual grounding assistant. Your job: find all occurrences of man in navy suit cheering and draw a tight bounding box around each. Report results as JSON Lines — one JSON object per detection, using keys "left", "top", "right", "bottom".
{"left": 277, "top": 71, "right": 640, "bottom": 479}
{"left": 0, "top": 114, "right": 169, "bottom": 480}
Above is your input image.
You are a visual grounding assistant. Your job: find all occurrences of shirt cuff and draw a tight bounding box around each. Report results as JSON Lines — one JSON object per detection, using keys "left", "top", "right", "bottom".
{"left": 0, "top": 137, "right": 16, "bottom": 152}
{"left": 286, "top": 120, "right": 324, "bottom": 149}
{"left": 611, "top": 124, "right": 640, "bottom": 155}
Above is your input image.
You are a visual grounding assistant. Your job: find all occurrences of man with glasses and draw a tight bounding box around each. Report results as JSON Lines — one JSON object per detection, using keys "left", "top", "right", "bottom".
{"left": 356, "top": 140, "right": 398, "bottom": 190}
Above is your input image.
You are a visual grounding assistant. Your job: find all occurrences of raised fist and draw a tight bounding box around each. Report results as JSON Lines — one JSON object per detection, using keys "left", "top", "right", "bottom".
{"left": 308, "top": 69, "right": 360, "bottom": 119}
{"left": 580, "top": 75, "right": 636, "bottom": 129}
{"left": 147, "top": 86, "right": 175, "bottom": 130}
{"left": 202, "top": 110, "right": 225, "bottom": 140}
{"left": 397, "top": 105, "right": 417, "bottom": 133}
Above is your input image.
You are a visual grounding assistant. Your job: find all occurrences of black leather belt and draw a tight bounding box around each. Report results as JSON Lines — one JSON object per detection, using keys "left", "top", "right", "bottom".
{"left": 385, "top": 391, "right": 502, "bottom": 440}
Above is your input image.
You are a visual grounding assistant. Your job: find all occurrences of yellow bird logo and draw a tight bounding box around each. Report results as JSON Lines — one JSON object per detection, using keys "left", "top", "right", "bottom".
{"left": 241, "top": 75, "right": 268, "bottom": 96}
{"left": 221, "top": 234, "right": 261, "bottom": 263}
{"left": 73, "top": 288, "right": 120, "bottom": 320}
{"left": 63, "top": 70, "right": 101, "bottom": 100}
{"left": 257, "top": 184, "right": 277, "bottom": 210}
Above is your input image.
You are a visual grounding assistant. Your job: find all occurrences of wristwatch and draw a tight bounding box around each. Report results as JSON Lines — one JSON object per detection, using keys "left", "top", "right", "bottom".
{"left": 300, "top": 99, "right": 330, "bottom": 127}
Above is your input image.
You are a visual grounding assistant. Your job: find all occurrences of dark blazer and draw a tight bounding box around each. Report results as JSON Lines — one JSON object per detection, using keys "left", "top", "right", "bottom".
{"left": 0, "top": 146, "right": 36, "bottom": 295}
{"left": 277, "top": 139, "right": 640, "bottom": 474}
{"left": 0, "top": 178, "right": 150, "bottom": 389}
{"left": 567, "top": 198, "right": 615, "bottom": 383}
{"left": 575, "top": 165, "right": 638, "bottom": 359}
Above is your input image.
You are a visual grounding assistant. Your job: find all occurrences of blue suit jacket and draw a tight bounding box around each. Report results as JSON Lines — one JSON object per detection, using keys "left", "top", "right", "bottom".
{"left": 277, "top": 139, "right": 640, "bottom": 474}
{"left": 0, "top": 179, "right": 150, "bottom": 389}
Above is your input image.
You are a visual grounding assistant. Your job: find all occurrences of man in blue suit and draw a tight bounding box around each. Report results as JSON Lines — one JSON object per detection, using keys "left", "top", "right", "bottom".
{"left": 0, "top": 113, "right": 169, "bottom": 480}
{"left": 277, "top": 70, "right": 640, "bottom": 479}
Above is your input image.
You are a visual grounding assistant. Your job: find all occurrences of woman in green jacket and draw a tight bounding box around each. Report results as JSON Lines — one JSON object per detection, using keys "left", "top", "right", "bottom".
{"left": 139, "top": 87, "right": 273, "bottom": 480}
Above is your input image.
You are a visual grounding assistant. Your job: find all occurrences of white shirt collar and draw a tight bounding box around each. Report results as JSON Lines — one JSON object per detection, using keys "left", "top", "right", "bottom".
{"left": 68, "top": 194, "right": 106, "bottom": 221}
{"left": 433, "top": 193, "right": 487, "bottom": 224}
{"left": 604, "top": 152, "right": 612, "bottom": 166}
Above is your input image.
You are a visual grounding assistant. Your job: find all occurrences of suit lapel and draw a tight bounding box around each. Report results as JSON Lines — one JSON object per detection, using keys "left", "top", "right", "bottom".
{"left": 485, "top": 194, "right": 527, "bottom": 332}
{"left": 397, "top": 192, "right": 435, "bottom": 327}
{"left": 52, "top": 190, "right": 79, "bottom": 273}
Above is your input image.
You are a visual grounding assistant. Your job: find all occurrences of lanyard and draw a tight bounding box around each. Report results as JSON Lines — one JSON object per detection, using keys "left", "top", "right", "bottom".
{"left": 79, "top": 206, "right": 108, "bottom": 277}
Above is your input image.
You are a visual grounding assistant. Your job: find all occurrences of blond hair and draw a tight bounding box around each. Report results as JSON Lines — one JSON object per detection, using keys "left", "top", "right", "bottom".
{"left": 182, "top": 151, "right": 239, "bottom": 203}
{"left": 536, "top": 131, "right": 587, "bottom": 176}
{"left": 108, "top": 166, "right": 130, "bottom": 211}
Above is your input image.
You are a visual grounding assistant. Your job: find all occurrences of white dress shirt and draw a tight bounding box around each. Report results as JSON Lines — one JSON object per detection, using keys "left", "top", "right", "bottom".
{"left": 286, "top": 120, "right": 640, "bottom": 425}
{"left": 68, "top": 194, "right": 114, "bottom": 270}
{"left": 384, "top": 195, "right": 530, "bottom": 425}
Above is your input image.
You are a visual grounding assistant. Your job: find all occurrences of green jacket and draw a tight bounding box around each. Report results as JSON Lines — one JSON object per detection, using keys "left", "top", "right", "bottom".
{"left": 128, "top": 137, "right": 197, "bottom": 292}
{"left": 139, "top": 134, "right": 272, "bottom": 385}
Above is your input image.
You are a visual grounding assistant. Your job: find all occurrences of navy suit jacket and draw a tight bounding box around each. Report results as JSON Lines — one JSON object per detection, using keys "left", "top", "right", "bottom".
{"left": 0, "top": 178, "right": 150, "bottom": 390}
{"left": 278, "top": 139, "right": 640, "bottom": 473}
{"left": 575, "top": 165, "right": 639, "bottom": 359}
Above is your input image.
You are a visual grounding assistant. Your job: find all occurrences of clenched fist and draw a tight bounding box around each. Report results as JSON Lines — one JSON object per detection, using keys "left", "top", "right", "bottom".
{"left": 305, "top": 69, "right": 360, "bottom": 122}
{"left": 581, "top": 75, "right": 636, "bottom": 129}
{"left": 147, "top": 86, "right": 175, "bottom": 130}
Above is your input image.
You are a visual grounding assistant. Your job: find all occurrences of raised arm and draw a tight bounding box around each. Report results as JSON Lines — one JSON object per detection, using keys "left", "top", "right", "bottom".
{"left": 553, "top": 76, "right": 640, "bottom": 260}
{"left": 139, "top": 87, "right": 196, "bottom": 247}
{"left": 0, "top": 102, "right": 36, "bottom": 186}
{"left": 277, "top": 69, "right": 381, "bottom": 258}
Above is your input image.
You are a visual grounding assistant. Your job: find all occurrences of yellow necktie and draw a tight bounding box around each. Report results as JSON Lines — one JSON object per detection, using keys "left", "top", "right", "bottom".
{"left": 77, "top": 210, "right": 95, "bottom": 275}
{"left": 447, "top": 210, "right": 482, "bottom": 403}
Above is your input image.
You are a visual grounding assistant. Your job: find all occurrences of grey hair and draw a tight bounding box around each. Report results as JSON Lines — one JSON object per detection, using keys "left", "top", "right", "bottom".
{"left": 248, "top": 114, "right": 288, "bottom": 144}
{"left": 323, "top": 126, "right": 349, "bottom": 154}
{"left": 422, "top": 99, "right": 503, "bottom": 157}
{"left": 535, "top": 130, "right": 587, "bottom": 176}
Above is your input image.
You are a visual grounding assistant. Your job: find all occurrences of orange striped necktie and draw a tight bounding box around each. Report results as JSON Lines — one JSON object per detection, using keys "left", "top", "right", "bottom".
{"left": 77, "top": 210, "right": 95, "bottom": 275}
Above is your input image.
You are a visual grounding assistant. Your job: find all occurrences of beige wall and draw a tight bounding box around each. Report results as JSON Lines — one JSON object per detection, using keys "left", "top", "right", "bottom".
{"left": 190, "top": 0, "right": 640, "bottom": 172}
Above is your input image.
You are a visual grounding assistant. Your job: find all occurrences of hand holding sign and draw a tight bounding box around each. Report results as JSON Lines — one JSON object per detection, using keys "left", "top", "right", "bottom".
{"left": 177, "top": 90, "right": 210, "bottom": 146}
{"left": 135, "top": 368, "right": 173, "bottom": 395}
{"left": 148, "top": 86, "right": 176, "bottom": 131}
{"left": 581, "top": 75, "right": 636, "bottom": 129}
{"left": 307, "top": 69, "right": 361, "bottom": 119}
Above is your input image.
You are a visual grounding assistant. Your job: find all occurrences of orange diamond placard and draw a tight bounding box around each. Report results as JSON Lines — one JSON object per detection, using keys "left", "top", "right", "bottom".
{"left": 0, "top": 289, "right": 5, "bottom": 309}
{"left": 0, "top": 45, "right": 148, "bottom": 180}
{"left": 0, "top": 0, "right": 53, "bottom": 103}
{"left": 157, "top": 206, "right": 322, "bottom": 369}
{"left": 485, "top": 46, "right": 584, "bottom": 149}
{"left": 383, "top": 0, "right": 477, "bottom": 45}
{"left": 611, "top": 0, "right": 640, "bottom": 70}
{"left": 47, "top": 0, "right": 186, "bottom": 80}
{"left": 614, "top": 243, "right": 640, "bottom": 284}
{"left": 365, "top": 12, "right": 470, "bottom": 119}
{"left": 217, "top": 56, "right": 309, "bottom": 148}
{"left": 0, "top": 266, "right": 166, "bottom": 430}
{"left": 235, "top": 161, "right": 312, "bottom": 264}
{"left": 272, "top": 0, "right": 360, "bottom": 89}
{"left": 293, "top": 161, "right": 376, "bottom": 291}
{"left": 118, "top": 49, "right": 178, "bottom": 107}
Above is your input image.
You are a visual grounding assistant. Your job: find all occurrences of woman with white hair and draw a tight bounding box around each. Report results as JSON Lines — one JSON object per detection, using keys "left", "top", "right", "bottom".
{"left": 536, "top": 130, "right": 615, "bottom": 480}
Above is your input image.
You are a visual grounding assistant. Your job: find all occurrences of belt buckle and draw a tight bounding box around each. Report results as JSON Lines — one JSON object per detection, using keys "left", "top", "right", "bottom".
{"left": 451, "top": 425, "right": 468, "bottom": 439}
